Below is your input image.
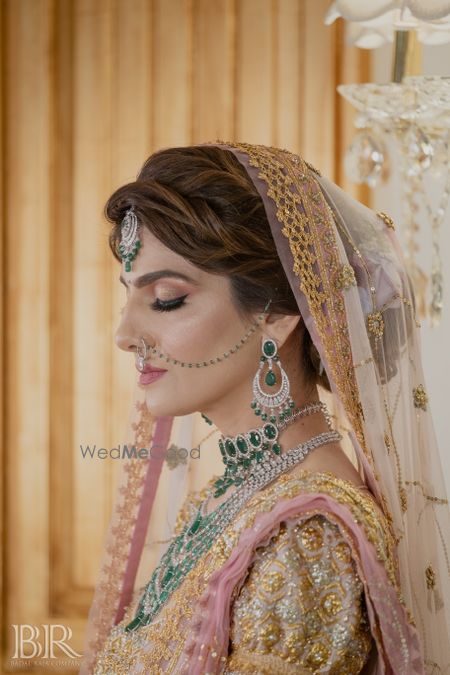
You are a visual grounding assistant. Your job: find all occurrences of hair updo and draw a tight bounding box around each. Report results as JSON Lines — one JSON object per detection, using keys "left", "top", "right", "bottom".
{"left": 105, "top": 145, "right": 331, "bottom": 392}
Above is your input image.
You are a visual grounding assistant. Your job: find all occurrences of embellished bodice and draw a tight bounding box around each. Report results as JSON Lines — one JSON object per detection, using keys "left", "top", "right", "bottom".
{"left": 93, "top": 471, "right": 395, "bottom": 674}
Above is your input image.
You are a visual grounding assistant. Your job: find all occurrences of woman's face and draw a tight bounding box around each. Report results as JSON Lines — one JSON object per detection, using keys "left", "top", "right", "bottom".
{"left": 115, "top": 228, "right": 264, "bottom": 420}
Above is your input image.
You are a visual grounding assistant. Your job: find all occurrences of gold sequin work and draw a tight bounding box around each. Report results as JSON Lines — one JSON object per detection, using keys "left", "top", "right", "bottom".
{"left": 224, "top": 516, "right": 372, "bottom": 674}
{"left": 93, "top": 471, "right": 395, "bottom": 674}
{"left": 413, "top": 384, "right": 428, "bottom": 411}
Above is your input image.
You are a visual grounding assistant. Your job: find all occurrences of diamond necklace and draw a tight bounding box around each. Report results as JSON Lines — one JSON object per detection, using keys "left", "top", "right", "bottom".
{"left": 125, "top": 425, "right": 342, "bottom": 633}
{"left": 214, "top": 400, "right": 331, "bottom": 497}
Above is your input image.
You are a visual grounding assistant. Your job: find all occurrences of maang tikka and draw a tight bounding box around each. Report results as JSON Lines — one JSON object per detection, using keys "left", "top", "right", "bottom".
{"left": 119, "top": 206, "right": 141, "bottom": 272}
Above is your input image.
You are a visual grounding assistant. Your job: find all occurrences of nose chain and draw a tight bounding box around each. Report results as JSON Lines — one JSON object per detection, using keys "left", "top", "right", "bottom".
{"left": 136, "top": 298, "right": 272, "bottom": 371}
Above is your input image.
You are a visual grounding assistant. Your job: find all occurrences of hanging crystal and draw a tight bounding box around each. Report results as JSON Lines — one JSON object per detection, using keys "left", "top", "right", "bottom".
{"left": 339, "top": 76, "right": 450, "bottom": 326}
{"left": 344, "top": 131, "right": 385, "bottom": 187}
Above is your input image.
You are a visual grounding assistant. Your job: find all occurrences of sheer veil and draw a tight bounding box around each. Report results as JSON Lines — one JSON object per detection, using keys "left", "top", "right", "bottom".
{"left": 81, "top": 142, "right": 450, "bottom": 674}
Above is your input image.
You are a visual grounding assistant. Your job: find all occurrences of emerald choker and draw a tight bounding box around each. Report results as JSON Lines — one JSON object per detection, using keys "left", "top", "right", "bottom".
{"left": 213, "top": 401, "right": 331, "bottom": 497}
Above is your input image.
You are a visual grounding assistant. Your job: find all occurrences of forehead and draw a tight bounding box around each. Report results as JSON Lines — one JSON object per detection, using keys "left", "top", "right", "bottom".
{"left": 125, "top": 228, "right": 199, "bottom": 275}
{"left": 118, "top": 227, "right": 230, "bottom": 294}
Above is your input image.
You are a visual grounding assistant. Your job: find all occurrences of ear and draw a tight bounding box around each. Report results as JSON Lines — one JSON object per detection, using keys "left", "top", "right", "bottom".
{"left": 262, "top": 313, "right": 302, "bottom": 348}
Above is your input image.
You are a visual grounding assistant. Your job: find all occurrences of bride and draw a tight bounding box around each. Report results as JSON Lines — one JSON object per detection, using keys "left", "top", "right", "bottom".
{"left": 81, "top": 142, "right": 449, "bottom": 674}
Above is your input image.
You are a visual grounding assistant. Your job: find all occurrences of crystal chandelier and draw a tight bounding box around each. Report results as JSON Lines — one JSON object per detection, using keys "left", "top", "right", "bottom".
{"left": 326, "top": 1, "right": 450, "bottom": 326}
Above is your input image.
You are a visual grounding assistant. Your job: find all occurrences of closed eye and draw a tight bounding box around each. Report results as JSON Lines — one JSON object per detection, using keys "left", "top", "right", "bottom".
{"left": 151, "top": 294, "right": 188, "bottom": 312}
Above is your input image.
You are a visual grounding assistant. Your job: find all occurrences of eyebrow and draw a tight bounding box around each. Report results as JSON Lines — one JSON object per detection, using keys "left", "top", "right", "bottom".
{"left": 119, "top": 269, "right": 198, "bottom": 289}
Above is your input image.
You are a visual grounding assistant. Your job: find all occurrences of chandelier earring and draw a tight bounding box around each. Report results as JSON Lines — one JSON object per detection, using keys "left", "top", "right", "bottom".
{"left": 251, "top": 337, "right": 295, "bottom": 425}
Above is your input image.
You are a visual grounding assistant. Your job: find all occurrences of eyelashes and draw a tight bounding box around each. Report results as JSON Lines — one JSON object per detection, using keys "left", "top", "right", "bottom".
{"left": 151, "top": 294, "right": 188, "bottom": 312}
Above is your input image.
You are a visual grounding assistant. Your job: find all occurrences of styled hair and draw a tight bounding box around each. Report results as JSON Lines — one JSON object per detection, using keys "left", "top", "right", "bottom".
{"left": 105, "top": 145, "right": 330, "bottom": 391}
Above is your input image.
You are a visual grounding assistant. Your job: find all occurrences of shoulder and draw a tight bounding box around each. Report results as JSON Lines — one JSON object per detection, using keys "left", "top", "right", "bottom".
{"left": 226, "top": 511, "right": 373, "bottom": 673}
{"left": 241, "top": 469, "right": 397, "bottom": 581}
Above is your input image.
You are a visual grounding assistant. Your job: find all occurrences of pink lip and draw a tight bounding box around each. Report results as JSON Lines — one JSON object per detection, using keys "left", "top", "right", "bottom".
{"left": 138, "top": 365, "right": 168, "bottom": 385}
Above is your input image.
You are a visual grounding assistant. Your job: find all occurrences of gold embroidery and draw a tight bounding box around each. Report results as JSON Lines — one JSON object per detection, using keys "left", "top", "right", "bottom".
{"left": 218, "top": 142, "right": 368, "bottom": 467}
{"left": 399, "top": 487, "right": 408, "bottom": 513}
{"left": 413, "top": 384, "right": 428, "bottom": 411}
{"left": 335, "top": 263, "right": 357, "bottom": 290}
{"left": 377, "top": 211, "right": 396, "bottom": 230}
{"left": 367, "top": 311, "right": 385, "bottom": 339}
{"left": 228, "top": 516, "right": 371, "bottom": 673}
{"left": 93, "top": 472, "right": 402, "bottom": 674}
{"left": 87, "top": 400, "right": 156, "bottom": 668}
{"left": 425, "top": 565, "right": 436, "bottom": 590}
{"left": 305, "top": 159, "right": 322, "bottom": 176}
{"left": 354, "top": 356, "right": 374, "bottom": 369}
{"left": 164, "top": 443, "right": 188, "bottom": 469}
{"left": 405, "top": 480, "right": 448, "bottom": 506}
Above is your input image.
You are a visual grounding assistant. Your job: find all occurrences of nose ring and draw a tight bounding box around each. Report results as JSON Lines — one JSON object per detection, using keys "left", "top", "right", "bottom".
{"left": 136, "top": 337, "right": 149, "bottom": 372}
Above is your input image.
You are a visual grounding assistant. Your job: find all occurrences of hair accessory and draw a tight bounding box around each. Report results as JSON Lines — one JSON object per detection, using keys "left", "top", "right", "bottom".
{"left": 119, "top": 207, "right": 141, "bottom": 272}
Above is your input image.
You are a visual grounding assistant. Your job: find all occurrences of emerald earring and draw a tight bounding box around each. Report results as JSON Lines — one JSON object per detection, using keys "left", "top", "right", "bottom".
{"left": 250, "top": 338, "right": 295, "bottom": 425}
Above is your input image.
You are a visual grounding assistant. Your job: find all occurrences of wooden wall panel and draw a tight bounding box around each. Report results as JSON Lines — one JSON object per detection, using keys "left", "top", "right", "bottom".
{"left": 192, "top": 0, "right": 236, "bottom": 142}
{"left": 5, "top": 0, "right": 52, "bottom": 627}
{"left": 1, "top": 1, "right": 370, "bottom": 671}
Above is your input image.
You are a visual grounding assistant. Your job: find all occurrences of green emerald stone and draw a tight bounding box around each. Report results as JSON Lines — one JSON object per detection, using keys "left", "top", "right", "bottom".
{"left": 261, "top": 413, "right": 267, "bottom": 421}
{"left": 265, "top": 370, "right": 277, "bottom": 386}
{"left": 162, "top": 566, "right": 174, "bottom": 585}
{"left": 214, "top": 487, "right": 226, "bottom": 497}
{"left": 249, "top": 431, "right": 261, "bottom": 447}
{"left": 225, "top": 440, "right": 236, "bottom": 457}
{"left": 255, "top": 450, "right": 264, "bottom": 461}
{"left": 254, "top": 408, "right": 261, "bottom": 416}
{"left": 126, "top": 616, "right": 144, "bottom": 632}
{"left": 270, "top": 415, "right": 277, "bottom": 423}
{"left": 289, "top": 400, "right": 295, "bottom": 408}
{"left": 236, "top": 436, "right": 248, "bottom": 453}
{"left": 250, "top": 401, "right": 257, "bottom": 409}
{"left": 263, "top": 423, "right": 277, "bottom": 440}
{"left": 263, "top": 340, "right": 276, "bottom": 357}
{"left": 188, "top": 513, "right": 202, "bottom": 535}
{"left": 242, "top": 458, "right": 251, "bottom": 469}
{"left": 272, "top": 443, "right": 281, "bottom": 455}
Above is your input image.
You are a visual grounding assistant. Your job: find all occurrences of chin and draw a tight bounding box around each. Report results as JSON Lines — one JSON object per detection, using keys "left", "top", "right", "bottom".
{"left": 143, "top": 393, "right": 196, "bottom": 419}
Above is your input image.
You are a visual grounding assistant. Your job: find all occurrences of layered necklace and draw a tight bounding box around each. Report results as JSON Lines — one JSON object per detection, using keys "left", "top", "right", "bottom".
{"left": 125, "top": 401, "right": 340, "bottom": 633}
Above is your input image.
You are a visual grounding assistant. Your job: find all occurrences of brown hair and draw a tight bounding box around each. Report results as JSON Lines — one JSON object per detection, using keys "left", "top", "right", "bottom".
{"left": 105, "top": 145, "right": 330, "bottom": 391}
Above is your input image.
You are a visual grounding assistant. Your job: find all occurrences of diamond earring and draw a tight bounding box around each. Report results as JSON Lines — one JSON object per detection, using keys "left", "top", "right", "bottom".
{"left": 250, "top": 337, "right": 295, "bottom": 425}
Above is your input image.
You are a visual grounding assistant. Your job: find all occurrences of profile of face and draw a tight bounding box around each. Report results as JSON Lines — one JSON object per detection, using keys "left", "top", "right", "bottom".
{"left": 116, "top": 228, "right": 293, "bottom": 427}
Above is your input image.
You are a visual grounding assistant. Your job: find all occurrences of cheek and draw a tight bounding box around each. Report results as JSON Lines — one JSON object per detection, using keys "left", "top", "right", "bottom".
{"left": 161, "top": 303, "right": 239, "bottom": 359}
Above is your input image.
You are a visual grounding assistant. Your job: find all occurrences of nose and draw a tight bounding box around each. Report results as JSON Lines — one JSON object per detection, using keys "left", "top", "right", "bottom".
{"left": 115, "top": 304, "right": 141, "bottom": 353}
